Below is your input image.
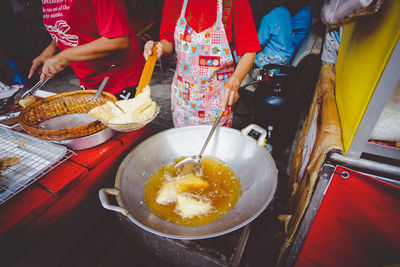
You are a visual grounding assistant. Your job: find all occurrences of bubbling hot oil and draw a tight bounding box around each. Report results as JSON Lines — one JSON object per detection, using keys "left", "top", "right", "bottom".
{"left": 143, "top": 156, "right": 242, "bottom": 226}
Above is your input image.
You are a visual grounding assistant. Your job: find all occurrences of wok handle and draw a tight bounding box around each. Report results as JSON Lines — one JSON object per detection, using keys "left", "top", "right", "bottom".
{"left": 99, "top": 188, "right": 129, "bottom": 216}
{"left": 240, "top": 124, "right": 267, "bottom": 147}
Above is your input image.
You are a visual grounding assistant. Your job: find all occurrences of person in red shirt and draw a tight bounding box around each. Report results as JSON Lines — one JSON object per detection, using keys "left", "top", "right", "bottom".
{"left": 144, "top": 0, "right": 260, "bottom": 127}
{"left": 29, "top": 0, "right": 145, "bottom": 99}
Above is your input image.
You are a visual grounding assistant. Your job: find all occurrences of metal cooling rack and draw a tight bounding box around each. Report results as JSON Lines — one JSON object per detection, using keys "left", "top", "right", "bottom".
{"left": 0, "top": 125, "right": 75, "bottom": 205}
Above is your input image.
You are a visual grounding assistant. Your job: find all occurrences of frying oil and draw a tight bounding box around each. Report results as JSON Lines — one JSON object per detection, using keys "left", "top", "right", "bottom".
{"left": 143, "top": 156, "right": 241, "bottom": 226}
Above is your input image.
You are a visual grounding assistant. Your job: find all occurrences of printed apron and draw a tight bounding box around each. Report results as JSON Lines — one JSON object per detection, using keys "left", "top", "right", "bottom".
{"left": 171, "top": 0, "right": 235, "bottom": 127}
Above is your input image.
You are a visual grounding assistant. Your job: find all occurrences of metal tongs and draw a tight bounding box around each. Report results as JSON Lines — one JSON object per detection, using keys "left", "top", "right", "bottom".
{"left": 14, "top": 76, "right": 50, "bottom": 104}
{"left": 174, "top": 114, "right": 222, "bottom": 175}
{"left": 0, "top": 76, "right": 50, "bottom": 110}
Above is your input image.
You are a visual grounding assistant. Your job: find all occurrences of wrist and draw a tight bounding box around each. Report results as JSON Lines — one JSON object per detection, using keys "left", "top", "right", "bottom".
{"left": 43, "top": 43, "right": 58, "bottom": 57}
{"left": 159, "top": 39, "right": 173, "bottom": 56}
{"left": 229, "top": 75, "right": 241, "bottom": 87}
{"left": 57, "top": 52, "right": 70, "bottom": 66}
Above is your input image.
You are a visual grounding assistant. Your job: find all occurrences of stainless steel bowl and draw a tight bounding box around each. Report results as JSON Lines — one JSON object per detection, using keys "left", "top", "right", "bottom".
{"left": 100, "top": 124, "right": 278, "bottom": 240}
{"left": 52, "top": 127, "right": 115, "bottom": 150}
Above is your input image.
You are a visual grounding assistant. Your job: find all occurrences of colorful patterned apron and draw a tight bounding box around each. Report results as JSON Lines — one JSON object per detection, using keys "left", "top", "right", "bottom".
{"left": 171, "top": 0, "right": 235, "bottom": 127}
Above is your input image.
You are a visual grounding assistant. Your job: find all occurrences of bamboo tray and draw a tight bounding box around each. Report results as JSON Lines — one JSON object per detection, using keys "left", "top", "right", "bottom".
{"left": 19, "top": 90, "right": 117, "bottom": 140}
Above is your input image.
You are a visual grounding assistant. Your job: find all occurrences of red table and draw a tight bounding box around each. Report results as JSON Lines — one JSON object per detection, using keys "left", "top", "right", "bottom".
{"left": 0, "top": 127, "right": 148, "bottom": 257}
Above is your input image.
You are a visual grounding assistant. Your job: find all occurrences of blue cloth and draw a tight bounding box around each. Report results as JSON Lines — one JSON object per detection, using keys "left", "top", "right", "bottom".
{"left": 8, "top": 59, "right": 26, "bottom": 85}
{"left": 292, "top": 6, "right": 311, "bottom": 48}
{"left": 254, "top": 6, "right": 295, "bottom": 68}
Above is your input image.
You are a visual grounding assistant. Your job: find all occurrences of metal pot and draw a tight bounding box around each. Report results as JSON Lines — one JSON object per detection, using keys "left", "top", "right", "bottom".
{"left": 99, "top": 124, "right": 278, "bottom": 240}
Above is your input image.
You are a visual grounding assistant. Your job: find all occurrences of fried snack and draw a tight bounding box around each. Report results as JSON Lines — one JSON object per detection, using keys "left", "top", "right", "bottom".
{"left": 136, "top": 101, "right": 156, "bottom": 122}
{"left": 89, "top": 85, "right": 156, "bottom": 124}
{"left": 175, "top": 194, "right": 212, "bottom": 219}
{"left": 117, "top": 86, "right": 152, "bottom": 114}
{"left": 18, "top": 95, "right": 36, "bottom": 108}
{"left": 0, "top": 157, "right": 20, "bottom": 177}
{"left": 174, "top": 175, "right": 210, "bottom": 192}
{"left": 87, "top": 103, "right": 113, "bottom": 122}
{"left": 156, "top": 175, "right": 209, "bottom": 205}
{"left": 155, "top": 182, "right": 177, "bottom": 205}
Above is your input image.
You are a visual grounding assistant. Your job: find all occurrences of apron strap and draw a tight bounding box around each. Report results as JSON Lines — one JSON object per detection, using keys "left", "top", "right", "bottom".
{"left": 217, "top": 0, "right": 223, "bottom": 22}
{"left": 180, "top": 0, "right": 189, "bottom": 18}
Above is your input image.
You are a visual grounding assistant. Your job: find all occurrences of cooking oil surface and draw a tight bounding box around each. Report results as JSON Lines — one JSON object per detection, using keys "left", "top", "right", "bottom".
{"left": 143, "top": 156, "right": 241, "bottom": 226}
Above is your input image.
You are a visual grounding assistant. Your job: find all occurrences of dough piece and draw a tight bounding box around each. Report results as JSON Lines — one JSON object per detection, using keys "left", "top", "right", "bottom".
{"left": 174, "top": 175, "right": 209, "bottom": 192}
{"left": 107, "top": 101, "right": 125, "bottom": 117}
{"left": 136, "top": 101, "right": 157, "bottom": 122}
{"left": 155, "top": 175, "right": 209, "bottom": 205}
{"left": 106, "top": 101, "right": 132, "bottom": 124}
{"left": 18, "top": 95, "right": 36, "bottom": 108}
{"left": 108, "top": 112, "right": 134, "bottom": 124}
{"left": 156, "top": 182, "right": 178, "bottom": 205}
{"left": 88, "top": 103, "right": 113, "bottom": 122}
{"left": 0, "top": 157, "right": 20, "bottom": 177}
{"left": 175, "top": 194, "right": 212, "bottom": 218}
{"left": 88, "top": 85, "right": 156, "bottom": 124}
{"left": 117, "top": 86, "right": 152, "bottom": 114}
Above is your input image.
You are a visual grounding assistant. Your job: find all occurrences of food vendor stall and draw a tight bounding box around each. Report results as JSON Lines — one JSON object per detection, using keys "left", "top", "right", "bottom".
{"left": 277, "top": 0, "right": 400, "bottom": 266}
{"left": 1, "top": 1, "right": 399, "bottom": 266}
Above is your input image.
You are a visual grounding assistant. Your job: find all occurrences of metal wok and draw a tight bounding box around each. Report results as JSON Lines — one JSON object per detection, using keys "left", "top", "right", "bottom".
{"left": 99, "top": 124, "right": 278, "bottom": 240}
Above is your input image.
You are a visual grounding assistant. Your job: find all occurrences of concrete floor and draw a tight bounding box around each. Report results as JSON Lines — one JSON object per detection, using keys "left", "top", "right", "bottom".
{"left": 9, "top": 63, "right": 296, "bottom": 267}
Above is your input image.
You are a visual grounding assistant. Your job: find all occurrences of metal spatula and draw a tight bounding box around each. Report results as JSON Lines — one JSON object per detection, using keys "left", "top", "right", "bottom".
{"left": 86, "top": 64, "right": 116, "bottom": 113}
{"left": 174, "top": 114, "right": 222, "bottom": 175}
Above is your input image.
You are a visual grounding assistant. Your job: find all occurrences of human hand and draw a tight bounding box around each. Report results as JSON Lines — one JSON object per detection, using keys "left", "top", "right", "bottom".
{"left": 28, "top": 55, "right": 47, "bottom": 79}
{"left": 29, "top": 41, "right": 58, "bottom": 79}
{"left": 39, "top": 53, "right": 70, "bottom": 82}
{"left": 221, "top": 76, "right": 240, "bottom": 112}
{"left": 143, "top": 40, "right": 163, "bottom": 60}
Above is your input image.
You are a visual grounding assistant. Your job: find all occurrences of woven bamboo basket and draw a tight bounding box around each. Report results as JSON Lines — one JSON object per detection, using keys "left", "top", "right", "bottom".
{"left": 19, "top": 90, "right": 117, "bottom": 141}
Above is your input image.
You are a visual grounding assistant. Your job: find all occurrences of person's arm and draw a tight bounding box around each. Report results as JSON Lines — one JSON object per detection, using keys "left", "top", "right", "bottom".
{"left": 221, "top": 52, "right": 256, "bottom": 111}
{"left": 221, "top": 0, "right": 259, "bottom": 111}
{"left": 61, "top": 36, "right": 130, "bottom": 61}
{"left": 37, "top": 36, "right": 130, "bottom": 81}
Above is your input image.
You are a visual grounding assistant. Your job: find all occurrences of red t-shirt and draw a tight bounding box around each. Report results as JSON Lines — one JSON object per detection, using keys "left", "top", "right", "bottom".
{"left": 160, "top": 0, "right": 260, "bottom": 56}
{"left": 42, "top": 0, "right": 145, "bottom": 95}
